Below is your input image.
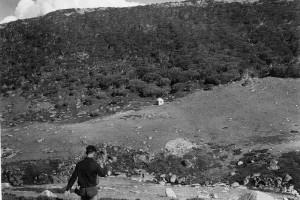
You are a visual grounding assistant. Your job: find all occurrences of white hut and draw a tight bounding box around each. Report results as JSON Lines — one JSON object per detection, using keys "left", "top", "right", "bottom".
{"left": 157, "top": 98, "right": 164, "bottom": 106}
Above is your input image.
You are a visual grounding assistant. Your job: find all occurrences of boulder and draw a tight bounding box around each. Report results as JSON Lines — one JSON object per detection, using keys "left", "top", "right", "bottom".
{"left": 238, "top": 191, "right": 275, "bottom": 200}
{"left": 165, "top": 188, "right": 177, "bottom": 199}
{"left": 38, "top": 190, "right": 57, "bottom": 200}
{"left": 165, "top": 138, "right": 198, "bottom": 157}
{"left": 283, "top": 174, "right": 292, "bottom": 182}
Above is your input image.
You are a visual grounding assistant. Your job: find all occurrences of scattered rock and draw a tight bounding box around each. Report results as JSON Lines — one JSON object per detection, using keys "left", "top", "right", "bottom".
{"left": 268, "top": 159, "right": 279, "bottom": 170}
{"left": 133, "top": 154, "right": 151, "bottom": 163}
{"left": 170, "top": 174, "right": 177, "bottom": 183}
{"left": 252, "top": 173, "right": 261, "bottom": 177}
{"left": 230, "top": 171, "right": 236, "bottom": 176}
{"left": 177, "top": 177, "right": 186, "bottom": 184}
{"left": 159, "top": 181, "right": 166, "bottom": 186}
{"left": 131, "top": 175, "right": 143, "bottom": 182}
{"left": 283, "top": 174, "right": 292, "bottom": 182}
{"left": 36, "top": 138, "right": 45, "bottom": 143}
{"left": 231, "top": 182, "right": 240, "bottom": 188}
{"left": 237, "top": 161, "right": 244, "bottom": 166}
{"left": 243, "top": 176, "right": 250, "bottom": 185}
{"left": 211, "top": 193, "right": 219, "bottom": 199}
{"left": 165, "top": 188, "right": 176, "bottom": 199}
{"left": 142, "top": 172, "right": 155, "bottom": 182}
{"left": 2, "top": 183, "right": 11, "bottom": 189}
{"left": 77, "top": 111, "right": 87, "bottom": 116}
{"left": 43, "top": 149, "right": 54, "bottom": 153}
{"left": 181, "top": 159, "right": 193, "bottom": 168}
{"left": 111, "top": 156, "right": 118, "bottom": 162}
{"left": 238, "top": 191, "right": 275, "bottom": 200}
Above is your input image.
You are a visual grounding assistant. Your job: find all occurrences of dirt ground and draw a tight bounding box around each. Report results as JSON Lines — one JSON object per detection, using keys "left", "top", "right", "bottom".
{"left": 1, "top": 77, "right": 299, "bottom": 162}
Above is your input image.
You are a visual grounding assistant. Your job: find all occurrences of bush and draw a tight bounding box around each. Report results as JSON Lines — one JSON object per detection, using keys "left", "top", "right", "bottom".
{"left": 140, "top": 83, "right": 164, "bottom": 97}
{"left": 269, "top": 64, "right": 300, "bottom": 78}
{"left": 285, "top": 64, "right": 300, "bottom": 78}
{"left": 95, "top": 75, "right": 111, "bottom": 90}
{"left": 95, "top": 92, "right": 108, "bottom": 99}
{"left": 171, "top": 82, "right": 185, "bottom": 93}
{"left": 204, "top": 74, "right": 221, "bottom": 85}
{"left": 82, "top": 97, "right": 95, "bottom": 106}
{"left": 54, "top": 101, "right": 69, "bottom": 108}
{"left": 157, "top": 77, "right": 171, "bottom": 87}
{"left": 142, "top": 72, "right": 163, "bottom": 83}
{"left": 127, "top": 79, "right": 147, "bottom": 93}
{"left": 111, "top": 88, "right": 130, "bottom": 97}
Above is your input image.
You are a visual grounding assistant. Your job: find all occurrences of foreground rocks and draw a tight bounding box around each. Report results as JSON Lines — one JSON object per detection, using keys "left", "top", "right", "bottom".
{"left": 2, "top": 177, "right": 299, "bottom": 200}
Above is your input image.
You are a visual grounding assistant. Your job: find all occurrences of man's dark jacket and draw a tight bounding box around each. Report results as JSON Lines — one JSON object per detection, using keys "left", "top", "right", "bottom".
{"left": 66, "top": 157, "right": 107, "bottom": 191}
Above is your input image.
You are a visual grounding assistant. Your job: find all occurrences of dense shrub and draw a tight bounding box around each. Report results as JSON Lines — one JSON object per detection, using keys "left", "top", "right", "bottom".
{"left": 127, "top": 79, "right": 148, "bottom": 93}
{"left": 111, "top": 88, "right": 130, "bottom": 97}
{"left": 0, "top": 0, "right": 298, "bottom": 115}
{"left": 140, "top": 84, "right": 164, "bottom": 97}
{"left": 171, "top": 82, "right": 185, "bottom": 93}
{"left": 142, "top": 72, "right": 163, "bottom": 84}
{"left": 157, "top": 77, "right": 171, "bottom": 87}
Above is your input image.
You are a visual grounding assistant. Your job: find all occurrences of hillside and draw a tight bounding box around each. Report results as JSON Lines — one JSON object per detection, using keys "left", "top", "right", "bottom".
{"left": 2, "top": 77, "right": 300, "bottom": 193}
{"left": 0, "top": 0, "right": 299, "bottom": 126}
{"left": 1, "top": 0, "right": 300, "bottom": 199}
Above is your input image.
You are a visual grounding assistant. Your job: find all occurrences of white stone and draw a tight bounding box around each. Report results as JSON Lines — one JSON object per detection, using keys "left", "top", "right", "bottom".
{"left": 165, "top": 188, "right": 177, "bottom": 198}
{"left": 170, "top": 174, "right": 177, "bottom": 183}
{"left": 237, "top": 161, "right": 244, "bottom": 166}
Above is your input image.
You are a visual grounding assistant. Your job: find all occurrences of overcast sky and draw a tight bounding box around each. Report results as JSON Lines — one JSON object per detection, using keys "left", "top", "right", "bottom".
{"left": 0, "top": 0, "right": 183, "bottom": 24}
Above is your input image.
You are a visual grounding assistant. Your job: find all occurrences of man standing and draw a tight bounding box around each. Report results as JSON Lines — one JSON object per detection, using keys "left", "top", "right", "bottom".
{"left": 65, "top": 145, "right": 107, "bottom": 200}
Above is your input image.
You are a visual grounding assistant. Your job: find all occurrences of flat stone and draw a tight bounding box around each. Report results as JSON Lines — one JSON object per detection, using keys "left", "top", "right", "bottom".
{"left": 238, "top": 191, "right": 275, "bottom": 200}
{"left": 165, "top": 188, "right": 176, "bottom": 198}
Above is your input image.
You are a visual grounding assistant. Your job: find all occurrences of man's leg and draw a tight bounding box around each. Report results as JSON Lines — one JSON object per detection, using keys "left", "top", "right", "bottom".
{"left": 90, "top": 194, "right": 98, "bottom": 200}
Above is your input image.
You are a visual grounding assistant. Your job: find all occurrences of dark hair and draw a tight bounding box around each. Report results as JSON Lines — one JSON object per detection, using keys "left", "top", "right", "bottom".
{"left": 86, "top": 145, "right": 97, "bottom": 155}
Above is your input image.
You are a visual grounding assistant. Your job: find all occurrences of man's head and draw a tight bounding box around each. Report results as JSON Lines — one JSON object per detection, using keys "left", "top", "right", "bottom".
{"left": 86, "top": 145, "right": 97, "bottom": 157}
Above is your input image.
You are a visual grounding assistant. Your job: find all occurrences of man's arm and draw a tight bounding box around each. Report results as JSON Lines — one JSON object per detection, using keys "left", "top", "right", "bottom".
{"left": 96, "top": 163, "right": 107, "bottom": 177}
{"left": 66, "top": 165, "right": 78, "bottom": 191}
